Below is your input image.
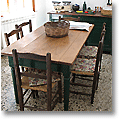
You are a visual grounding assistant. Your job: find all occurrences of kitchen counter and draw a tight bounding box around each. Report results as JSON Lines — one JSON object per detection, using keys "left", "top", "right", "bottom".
{"left": 47, "top": 11, "right": 112, "bottom": 18}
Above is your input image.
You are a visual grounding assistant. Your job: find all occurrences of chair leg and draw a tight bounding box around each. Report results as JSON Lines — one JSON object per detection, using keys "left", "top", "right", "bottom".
{"left": 32, "top": 90, "right": 35, "bottom": 99}
{"left": 71, "top": 73, "right": 76, "bottom": 83}
{"left": 96, "top": 73, "right": 100, "bottom": 90}
{"left": 58, "top": 80, "right": 62, "bottom": 103}
{"left": 91, "top": 75, "right": 97, "bottom": 104}
{"left": 19, "top": 101, "right": 24, "bottom": 111}
{"left": 21, "top": 66, "right": 24, "bottom": 72}
{"left": 15, "top": 76, "right": 24, "bottom": 111}
{"left": 36, "top": 90, "right": 39, "bottom": 98}
{"left": 25, "top": 67, "right": 28, "bottom": 72}
{"left": 17, "top": 88, "right": 24, "bottom": 111}
{"left": 99, "top": 52, "right": 103, "bottom": 71}
{"left": 47, "top": 76, "right": 52, "bottom": 111}
{"left": 91, "top": 88, "right": 95, "bottom": 104}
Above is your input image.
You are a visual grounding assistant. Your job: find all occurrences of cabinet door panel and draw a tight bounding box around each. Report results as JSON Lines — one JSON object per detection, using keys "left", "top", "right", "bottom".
{"left": 87, "top": 25, "right": 102, "bottom": 46}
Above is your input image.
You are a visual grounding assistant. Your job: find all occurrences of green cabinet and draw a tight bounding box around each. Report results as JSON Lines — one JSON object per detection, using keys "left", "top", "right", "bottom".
{"left": 49, "top": 13, "right": 112, "bottom": 54}
{"left": 79, "top": 16, "right": 112, "bottom": 54}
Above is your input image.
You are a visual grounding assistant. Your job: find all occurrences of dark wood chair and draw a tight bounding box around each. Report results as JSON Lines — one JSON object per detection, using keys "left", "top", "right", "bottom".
{"left": 15, "top": 20, "right": 33, "bottom": 72}
{"left": 4, "top": 27, "right": 23, "bottom": 46}
{"left": 12, "top": 49, "right": 62, "bottom": 111}
{"left": 15, "top": 19, "right": 32, "bottom": 37}
{"left": 70, "top": 31, "right": 106, "bottom": 104}
{"left": 78, "top": 22, "right": 106, "bottom": 59}
{"left": 59, "top": 16, "right": 80, "bottom": 22}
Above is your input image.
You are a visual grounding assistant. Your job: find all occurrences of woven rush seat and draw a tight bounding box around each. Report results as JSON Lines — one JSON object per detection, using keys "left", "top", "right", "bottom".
{"left": 21, "top": 70, "right": 61, "bottom": 92}
{"left": 71, "top": 58, "right": 96, "bottom": 76}
{"left": 78, "top": 46, "right": 98, "bottom": 59}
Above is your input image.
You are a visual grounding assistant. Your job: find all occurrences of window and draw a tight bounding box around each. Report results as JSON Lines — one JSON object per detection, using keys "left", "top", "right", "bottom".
{"left": 1, "top": 0, "right": 35, "bottom": 16}
{"left": 1, "top": 0, "right": 9, "bottom": 14}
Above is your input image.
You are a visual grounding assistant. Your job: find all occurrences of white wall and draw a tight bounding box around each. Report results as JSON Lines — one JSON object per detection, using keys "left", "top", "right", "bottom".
{"left": 45, "top": 0, "right": 54, "bottom": 21}
{"left": 35, "top": 0, "right": 47, "bottom": 28}
{"left": 71, "top": 0, "right": 107, "bottom": 10}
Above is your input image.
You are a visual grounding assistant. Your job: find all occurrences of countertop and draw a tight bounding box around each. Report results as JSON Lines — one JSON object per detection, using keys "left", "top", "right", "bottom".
{"left": 47, "top": 11, "right": 112, "bottom": 18}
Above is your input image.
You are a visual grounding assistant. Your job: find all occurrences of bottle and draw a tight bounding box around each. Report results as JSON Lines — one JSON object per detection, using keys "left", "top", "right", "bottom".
{"left": 83, "top": 1, "right": 87, "bottom": 12}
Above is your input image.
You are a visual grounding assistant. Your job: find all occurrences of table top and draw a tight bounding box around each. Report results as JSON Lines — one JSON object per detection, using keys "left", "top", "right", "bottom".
{"left": 1, "top": 25, "right": 94, "bottom": 65}
{"left": 47, "top": 11, "right": 112, "bottom": 18}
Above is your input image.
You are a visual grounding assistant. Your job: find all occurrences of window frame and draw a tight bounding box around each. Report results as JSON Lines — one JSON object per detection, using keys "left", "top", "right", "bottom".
{"left": 1, "top": 0, "right": 35, "bottom": 17}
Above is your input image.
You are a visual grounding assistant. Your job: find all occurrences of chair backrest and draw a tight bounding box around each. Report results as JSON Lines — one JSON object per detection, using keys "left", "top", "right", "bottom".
{"left": 100, "top": 22, "right": 106, "bottom": 40}
{"left": 4, "top": 27, "right": 23, "bottom": 46}
{"left": 95, "top": 31, "right": 106, "bottom": 73}
{"left": 102, "top": 22, "right": 106, "bottom": 31}
{"left": 12, "top": 49, "right": 52, "bottom": 110}
{"left": 59, "top": 16, "right": 80, "bottom": 22}
{"left": 15, "top": 19, "right": 32, "bottom": 37}
{"left": 100, "top": 29, "right": 106, "bottom": 51}
{"left": 12, "top": 49, "right": 52, "bottom": 86}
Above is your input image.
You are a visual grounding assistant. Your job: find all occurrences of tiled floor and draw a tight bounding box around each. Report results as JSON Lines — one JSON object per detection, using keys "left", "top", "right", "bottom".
{"left": 1, "top": 54, "right": 112, "bottom": 111}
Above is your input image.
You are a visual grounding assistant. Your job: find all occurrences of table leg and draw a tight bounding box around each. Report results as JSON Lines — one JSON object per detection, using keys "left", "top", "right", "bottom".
{"left": 62, "top": 65, "right": 70, "bottom": 111}
{"left": 11, "top": 67, "right": 19, "bottom": 104}
{"left": 49, "top": 14, "right": 52, "bottom": 21}
{"left": 64, "top": 77, "right": 70, "bottom": 111}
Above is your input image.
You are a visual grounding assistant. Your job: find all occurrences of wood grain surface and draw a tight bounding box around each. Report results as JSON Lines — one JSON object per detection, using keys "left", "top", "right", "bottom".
{"left": 1, "top": 25, "right": 94, "bottom": 65}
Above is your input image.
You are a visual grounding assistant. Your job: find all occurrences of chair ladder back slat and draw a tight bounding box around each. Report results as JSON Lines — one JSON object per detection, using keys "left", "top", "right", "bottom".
{"left": 17, "top": 53, "right": 46, "bottom": 62}
{"left": 7, "top": 28, "right": 22, "bottom": 37}
{"left": 20, "top": 72, "right": 47, "bottom": 79}
{"left": 4, "top": 27, "right": 23, "bottom": 46}
{"left": 19, "top": 22, "right": 30, "bottom": 27}
{"left": 15, "top": 19, "right": 32, "bottom": 33}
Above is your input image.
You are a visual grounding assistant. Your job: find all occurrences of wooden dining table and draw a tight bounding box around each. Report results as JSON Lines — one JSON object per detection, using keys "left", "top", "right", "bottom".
{"left": 1, "top": 24, "right": 94, "bottom": 111}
